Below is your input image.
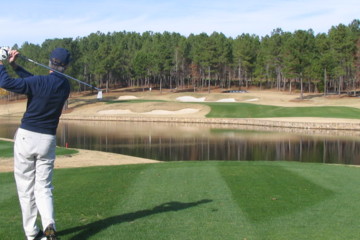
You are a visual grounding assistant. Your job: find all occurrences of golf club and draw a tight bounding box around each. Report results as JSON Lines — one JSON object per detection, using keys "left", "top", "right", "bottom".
{"left": 20, "top": 55, "right": 103, "bottom": 99}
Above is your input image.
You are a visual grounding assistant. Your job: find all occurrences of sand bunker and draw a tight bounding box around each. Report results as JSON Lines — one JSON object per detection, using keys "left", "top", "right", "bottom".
{"left": 118, "top": 95, "right": 138, "bottom": 100}
{"left": 98, "top": 108, "right": 199, "bottom": 115}
{"left": 176, "top": 96, "right": 237, "bottom": 102}
{"left": 176, "top": 96, "right": 206, "bottom": 102}
{"left": 143, "top": 109, "right": 199, "bottom": 115}
{"left": 98, "top": 109, "right": 133, "bottom": 114}
{"left": 216, "top": 98, "right": 236, "bottom": 102}
{"left": 244, "top": 98, "right": 259, "bottom": 102}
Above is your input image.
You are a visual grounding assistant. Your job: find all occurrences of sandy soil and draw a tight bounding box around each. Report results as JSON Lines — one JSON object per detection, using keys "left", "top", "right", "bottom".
{"left": 2, "top": 89, "right": 360, "bottom": 172}
{"left": 0, "top": 145, "right": 159, "bottom": 173}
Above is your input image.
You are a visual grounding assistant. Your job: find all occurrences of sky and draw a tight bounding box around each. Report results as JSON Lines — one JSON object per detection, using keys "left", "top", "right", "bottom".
{"left": 1, "top": 0, "right": 359, "bottom": 47}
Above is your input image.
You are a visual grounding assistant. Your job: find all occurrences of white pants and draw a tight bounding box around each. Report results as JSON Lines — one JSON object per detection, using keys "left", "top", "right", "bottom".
{"left": 14, "top": 128, "right": 57, "bottom": 239}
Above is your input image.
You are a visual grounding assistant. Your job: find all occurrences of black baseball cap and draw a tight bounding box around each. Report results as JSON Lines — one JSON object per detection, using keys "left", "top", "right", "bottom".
{"left": 50, "top": 48, "right": 71, "bottom": 66}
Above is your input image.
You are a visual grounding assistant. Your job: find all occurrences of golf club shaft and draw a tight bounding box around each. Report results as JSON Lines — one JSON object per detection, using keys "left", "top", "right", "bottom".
{"left": 20, "top": 55, "right": 101, "bottom": 91}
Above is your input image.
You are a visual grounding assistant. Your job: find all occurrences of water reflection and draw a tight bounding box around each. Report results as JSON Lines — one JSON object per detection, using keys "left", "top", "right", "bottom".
{"left": 1, "top": 118, "right": 360, "bottom": 165}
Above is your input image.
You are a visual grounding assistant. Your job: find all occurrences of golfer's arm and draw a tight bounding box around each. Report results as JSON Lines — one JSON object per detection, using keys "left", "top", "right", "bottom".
{"left": 9, "top": 61, "right": 19, "bottom": 70}
{"left": 0, "top": 60, "right": 19, "bottom": 69}
{"left": 0, "top": 64, "right": 29, "bottom": 94}
{"left": 13, "top": 65, "right": 33, "bottom": 78}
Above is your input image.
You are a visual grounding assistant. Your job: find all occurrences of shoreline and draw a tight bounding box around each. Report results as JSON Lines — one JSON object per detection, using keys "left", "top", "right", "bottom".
{"left": 0, "top": 139, "right": 160, "bottom": 173}
{"left": 4, "top": 90, "right": 360, "bottom": 131}
{"left": 60, "top": 114, "right": 360, "bottom": 131}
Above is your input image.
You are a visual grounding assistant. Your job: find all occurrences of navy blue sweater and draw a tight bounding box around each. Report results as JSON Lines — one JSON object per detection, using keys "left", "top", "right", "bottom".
{"left": 0, "top": 64, "right": 70, "bottom": 135}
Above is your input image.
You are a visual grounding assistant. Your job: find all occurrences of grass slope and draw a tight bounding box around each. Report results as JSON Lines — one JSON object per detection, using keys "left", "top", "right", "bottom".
{"left": 205, "top": 102, "right": 360, "bottom": 119}
{"left": 0, "top": 140, "right": 78, "bottom": 158}
{"left": 1, "top": 161, "right": 359, "bottom": 240}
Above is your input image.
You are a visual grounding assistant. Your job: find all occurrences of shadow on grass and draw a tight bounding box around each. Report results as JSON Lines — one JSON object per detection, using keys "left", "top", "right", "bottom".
{"left": 58, "top": 199, "right": 212, "bottom": 240}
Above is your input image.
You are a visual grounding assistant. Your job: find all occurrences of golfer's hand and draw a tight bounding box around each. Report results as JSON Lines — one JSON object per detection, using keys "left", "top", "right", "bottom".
{"left": 8, "top": 50, "right": 19, "bottom": 63}
{"left": 8, "top": 50, "right": 19, "bottom": 68}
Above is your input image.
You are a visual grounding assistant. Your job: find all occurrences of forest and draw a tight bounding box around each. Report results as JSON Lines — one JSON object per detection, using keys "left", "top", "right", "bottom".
{"left": 1, "top": 19, "right": 360, "bottom": 98}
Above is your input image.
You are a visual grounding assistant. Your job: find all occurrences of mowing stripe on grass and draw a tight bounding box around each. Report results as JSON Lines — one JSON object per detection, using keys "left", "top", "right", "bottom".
{"left": 220, "top": 161, "right": 360, "bottom": 240}
{"left": 0, "top": 182, "right": 17, "bottom": 202}
{"left": 1, "top": 161, "right": 360, "bottom": 240}
{"left": 218, "top": 162, "right": 334, "bottom": 223}
{"left": 0, "top": 171, "right": 21, "bottom": 237}
{"left": 100, "top": 162, "right": 255, "bottom": 240}
{"left": 54, "top": 164, "right": 151, "bottom": 239}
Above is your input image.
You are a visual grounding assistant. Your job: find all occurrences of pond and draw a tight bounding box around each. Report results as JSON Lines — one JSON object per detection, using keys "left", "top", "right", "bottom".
{"left": 1, "top": 117, "right": 360, "bottom": 165}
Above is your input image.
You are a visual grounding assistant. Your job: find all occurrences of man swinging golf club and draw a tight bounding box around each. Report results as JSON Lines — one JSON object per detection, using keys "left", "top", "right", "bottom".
{"left": 0, "top": 47, "right": 71, "bottom": 240}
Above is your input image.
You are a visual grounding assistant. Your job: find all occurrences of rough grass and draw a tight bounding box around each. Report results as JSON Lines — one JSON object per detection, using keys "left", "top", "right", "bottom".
{"left": 1, "top": 161, "right": 359, "bottom": 240}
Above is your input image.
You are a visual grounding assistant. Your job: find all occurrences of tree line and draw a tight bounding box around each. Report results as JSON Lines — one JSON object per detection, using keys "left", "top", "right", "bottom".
{"left": 3, "top": 19, "right": 360, "bottom": 97}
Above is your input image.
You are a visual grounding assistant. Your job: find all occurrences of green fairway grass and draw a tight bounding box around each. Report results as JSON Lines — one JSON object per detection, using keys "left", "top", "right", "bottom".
{"left": 204, "top": 102, "right": 360, "bottom": 119}
{"left": 1, "top": 161, "right": 359, "bottom": 240}
{"left": 0, "top": 140, "right": 13, "bottom": 158}
{"left": 105, "top": 99, "right": 360, "bottom": 119}
{"left": 0, "top": 140, "right": 78, "bottom": 158}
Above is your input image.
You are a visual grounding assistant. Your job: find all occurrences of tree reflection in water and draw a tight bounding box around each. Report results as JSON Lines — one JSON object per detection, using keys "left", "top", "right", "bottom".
{"left": 1, "top": 119, "right": 360, "bottom": 165}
